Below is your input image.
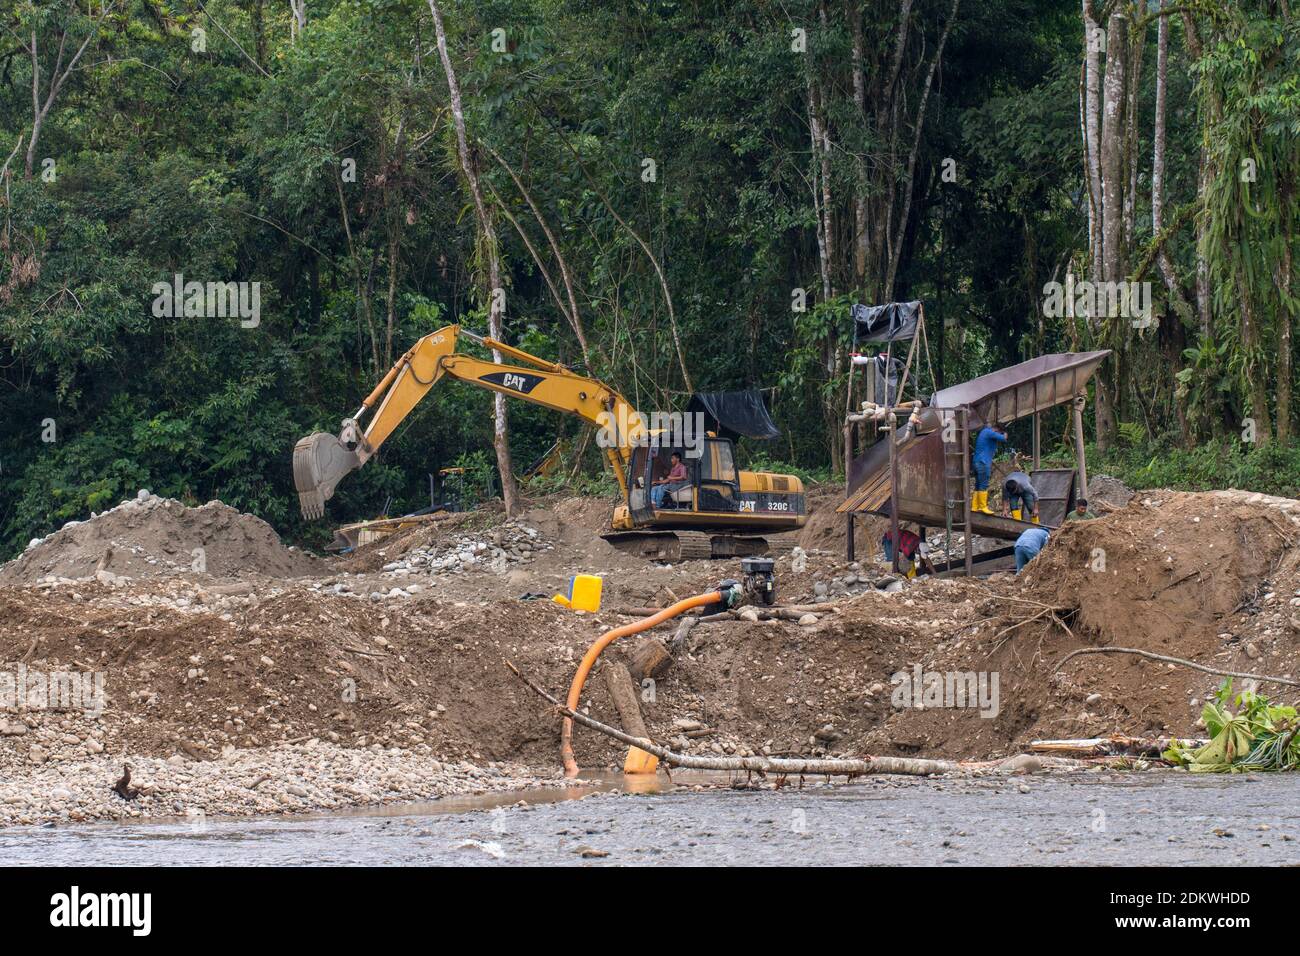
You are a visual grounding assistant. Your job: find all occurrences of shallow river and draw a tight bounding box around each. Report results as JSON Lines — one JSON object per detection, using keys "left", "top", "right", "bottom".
{"left": 3, "top": 771, "right": 1296, "bottom": 865}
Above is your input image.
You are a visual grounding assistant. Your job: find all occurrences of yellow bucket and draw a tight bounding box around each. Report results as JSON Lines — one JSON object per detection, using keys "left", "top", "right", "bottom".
{"left": 553, "top": 574, "right": 603, "bottom": 612}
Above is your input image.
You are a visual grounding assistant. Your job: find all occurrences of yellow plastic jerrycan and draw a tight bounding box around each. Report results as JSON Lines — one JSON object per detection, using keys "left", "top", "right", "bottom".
{"left": 553, "top": 574, "right": 603, "bottom": 612}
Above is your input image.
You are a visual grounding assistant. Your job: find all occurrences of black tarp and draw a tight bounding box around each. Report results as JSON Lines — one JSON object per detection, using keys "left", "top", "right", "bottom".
{"left": 687, "top": 389, "right": 781, "bottom": 441}
{"left": 873, "top": 353, "right": 904, "bottom": 407}
{"left": 852, "top": 300, "right": 921, "bottom": 344}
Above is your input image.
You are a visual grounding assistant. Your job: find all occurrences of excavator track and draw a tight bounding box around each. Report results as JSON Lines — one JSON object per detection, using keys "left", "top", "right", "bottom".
{"left": 601, "top": 529, "right": 796, "bottom": 562}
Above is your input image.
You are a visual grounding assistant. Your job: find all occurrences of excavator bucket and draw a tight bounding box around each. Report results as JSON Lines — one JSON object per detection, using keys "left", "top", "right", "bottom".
{"left": 293, "top": 432, "right": 360, "bottom": 520}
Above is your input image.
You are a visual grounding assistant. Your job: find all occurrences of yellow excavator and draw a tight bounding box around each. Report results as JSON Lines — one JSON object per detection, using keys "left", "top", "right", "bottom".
{"left": 293, "top": 325, "right": 806, "bottom": 560}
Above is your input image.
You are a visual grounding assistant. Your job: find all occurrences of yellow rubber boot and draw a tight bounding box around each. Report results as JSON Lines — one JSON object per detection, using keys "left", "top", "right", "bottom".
{"left": 977, "top": 490, "right": 994, "bottom": 514}
{"left": 1011, "top": 508, "right": 1022, "bottom": 521}
{"left": 1032, "top": 514, "right": 1040, "bottom": 524}
{"left": 970, "top": 490, "right": 982, "bottom": 514}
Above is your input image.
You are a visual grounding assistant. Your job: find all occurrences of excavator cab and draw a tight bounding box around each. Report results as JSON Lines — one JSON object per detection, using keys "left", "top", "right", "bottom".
{"left": 696, "top": 437, "right": 740, "bottom": 512}
{"left": 627, "top": 437, "right": 741, "bottom": 522}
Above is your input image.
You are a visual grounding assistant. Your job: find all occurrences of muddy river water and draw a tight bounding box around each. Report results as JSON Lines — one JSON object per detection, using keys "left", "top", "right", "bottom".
{"left": 2, "top": 770, "right": 1297, "bottom": 865}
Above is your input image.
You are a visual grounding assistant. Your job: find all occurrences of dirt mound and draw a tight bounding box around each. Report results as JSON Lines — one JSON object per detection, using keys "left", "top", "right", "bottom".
{"left": 1025, "top": 489, "right": 1298, "bottom": 646}
{"left": 0, "top": 492, "right": 318, "bottom": 584}
{"left": 1085, "top": 474, "right": 1135, "bottom": 511}
{"left": 853, "top": 489, "right": 1300, "bottom": 757}
{"left": 796, "top": 482, "right": 858, "bottom": 551}
{"left": 6, "top": 486, "right": 1298, "bottom": 775}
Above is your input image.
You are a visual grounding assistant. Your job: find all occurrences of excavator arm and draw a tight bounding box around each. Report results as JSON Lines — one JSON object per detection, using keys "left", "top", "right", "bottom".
{"left": 294, "top": 325, "right": 644, "bottom": 519}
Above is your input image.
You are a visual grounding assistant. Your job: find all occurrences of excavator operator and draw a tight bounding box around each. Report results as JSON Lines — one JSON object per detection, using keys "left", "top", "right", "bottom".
{"left": 651, "top": 451, "right": 689, "bottom": 508}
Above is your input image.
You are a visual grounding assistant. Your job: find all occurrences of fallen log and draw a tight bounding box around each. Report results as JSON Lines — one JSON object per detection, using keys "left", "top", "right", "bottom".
{"left": 666, "top": 615, "right": 698, "bottom": 655}
{"left": 1054, "top": 646, "right": 1300, "bottom": 687}
{"left": 627, "top": 638, "right": 673, "bottom": 682}
{"left": 602, "top": 662, "right": 651, "bottom": 741}
{"left": 505, "top": 659, "right": 967, "bottom": 777}
{"left": 602, "top": 661, "right": 657, "bottom": 773}
{"left": 1029, "top": 735, "right": 1210, "bottom": 758}
{"left": 613, "top": 603, "right": 840, "bottom": 621}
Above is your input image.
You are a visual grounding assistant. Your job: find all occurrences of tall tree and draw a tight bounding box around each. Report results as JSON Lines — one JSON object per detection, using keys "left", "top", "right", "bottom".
{"left": 428, "top": 0, "right": 519, "bottom": 514}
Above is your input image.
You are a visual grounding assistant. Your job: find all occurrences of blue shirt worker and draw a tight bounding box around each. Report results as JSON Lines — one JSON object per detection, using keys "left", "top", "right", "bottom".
{"left": 1014, "top": 526, "right": 1050, "bottom": 573}
{"left": 1001, "top": 470, "right": 1040, "bottom": 523}
{"left": 970, "top": 422, "right": 1006, "bottom": 514}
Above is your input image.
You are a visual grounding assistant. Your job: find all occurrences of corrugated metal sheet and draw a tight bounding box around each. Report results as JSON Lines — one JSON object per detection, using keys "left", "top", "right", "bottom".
{"left": 929, "top": 351, "right": 1110, "bottom": 429}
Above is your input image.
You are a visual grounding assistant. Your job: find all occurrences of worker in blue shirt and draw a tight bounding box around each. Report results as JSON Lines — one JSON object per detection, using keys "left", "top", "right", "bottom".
{"left": 970, "top": 422, "right": 1007, "bottom": 514}
{"left": 1014, "top": 526, "right": 1050, "bottom": 573}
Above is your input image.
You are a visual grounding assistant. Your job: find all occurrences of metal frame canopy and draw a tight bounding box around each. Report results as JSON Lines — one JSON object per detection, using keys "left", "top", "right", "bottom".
{"left": 929, "top": 350, "right": 1111, "bottom": 429}
{"left": 837, "top": 348, "right": 1113, "bottom": 548}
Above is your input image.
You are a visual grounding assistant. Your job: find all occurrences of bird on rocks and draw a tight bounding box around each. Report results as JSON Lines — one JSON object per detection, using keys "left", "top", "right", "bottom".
{"left": 112, "top": 764, "right": 139, "bottom": 801}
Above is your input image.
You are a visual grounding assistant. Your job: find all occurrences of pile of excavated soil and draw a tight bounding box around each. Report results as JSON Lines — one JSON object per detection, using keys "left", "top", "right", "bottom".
{"left": 795, "top": 483, "right": 854, "bottom": 552}
{"left": 865, "top": 489, "right": 1300, "bottom": 757}
{"left": 0, "top": 583, "right": 613, "bottom": 765}
{"left": 0, "top": 493, "right": 319, "bottom": 584}
{"left": 5, "top": 485, "right": 1299, "bottom": 801}
{"left": 344, "top": 496, "right": 629, "bottom": 575}
{"left": 1085, "top": 474, "right": 1136, "bottom": 511}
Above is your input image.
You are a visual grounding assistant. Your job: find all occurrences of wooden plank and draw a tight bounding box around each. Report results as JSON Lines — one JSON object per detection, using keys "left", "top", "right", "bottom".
{"left": 603, "top": 661, "right": 651, "bottom": 741}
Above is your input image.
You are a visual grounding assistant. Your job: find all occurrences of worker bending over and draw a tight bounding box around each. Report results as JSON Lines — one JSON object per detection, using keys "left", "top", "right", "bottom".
{"left": 881, "top": 526, "right": 936, "bottom": 578}
{"left": 1001, "top": 470, "right": 1039, "bottom": 523}
{"left": 1014, "top": 526, "right": 1050, "bottom": 573}
{"left": 970, "top": 422, "right": 1007, "bottom": 514}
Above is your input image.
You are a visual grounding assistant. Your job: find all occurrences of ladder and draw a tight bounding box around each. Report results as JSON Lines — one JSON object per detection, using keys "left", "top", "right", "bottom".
{"left": 941, "top": 407, "right": 974, "bottom": 576}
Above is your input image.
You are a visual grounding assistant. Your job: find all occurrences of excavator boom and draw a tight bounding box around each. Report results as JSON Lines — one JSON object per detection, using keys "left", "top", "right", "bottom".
{"left": 294, "top": 325, "right": 641, "bottom": 519}
{"left": 294, "top": 324, "right": 807, "bottom": 559}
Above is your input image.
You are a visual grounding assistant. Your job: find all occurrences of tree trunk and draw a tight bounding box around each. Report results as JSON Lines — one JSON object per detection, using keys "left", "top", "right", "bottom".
{"left": 885, "top": 0, "right": 958, "bottom": 299}
{"left": 1082, "top": 3, "right": 1104, "bottom": 282}
{"left": 289, "top": 0, "right": 306, "bottom": 40}
{"left": 1278, "top": 177, "right": 1294, "bottom": 444}
{"left": 428, "top": 0, "right": 520, "bottom": 515}
{"left": 1182, "top": 11, "right": 1214, "bottom": 341}
{"left": 1122, "top": 21, "right": 1144, "bottom": 256}
{"left": 807, "top": 82, "right": 832, "bottom": 303}
{"left": 1277, "top": 238, "right": 1293, "bottom": 444}
{"left": 1240, "top": 277, "right": 1273, "bottom": 443}
{"left": 1099, "top": 11, "right": 1126, "bottom": 286}
{"left": 1151, "top": 1, "right": 1192, "bottom": 447}
{"left": 1093, "top": 10, "right": 1127, "bottom": 451}
{"left": 484, "top": 143, "right": 591, "bottom": 365}
{"left": 25, "top": 23, "right": 99, "bottom": 180}
{"left": 851, "top": 2, "right": 868, "bottom": 285}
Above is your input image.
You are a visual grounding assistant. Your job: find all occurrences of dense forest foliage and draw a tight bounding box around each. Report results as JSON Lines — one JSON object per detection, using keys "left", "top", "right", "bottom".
{"left": 1, "top": 0, "right": 1297, "bottom": 556}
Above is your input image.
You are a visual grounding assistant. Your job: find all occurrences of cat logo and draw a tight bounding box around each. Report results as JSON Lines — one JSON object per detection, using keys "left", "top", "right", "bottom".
{"left": 481, "top": 370, "right": 543, "bottom": 394}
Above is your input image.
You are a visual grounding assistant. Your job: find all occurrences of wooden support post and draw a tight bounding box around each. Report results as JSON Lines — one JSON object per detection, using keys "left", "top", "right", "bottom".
{"left": 846, "top": 513, "right": 855, "bottom": 561}
{"left": 1072, "top": 395, "right": 1089, "bottom": 499}
{"left": 961, "top": 406, "right": 973, "bottom": 578}
{"left": 888, "top": 411, "right": 901, "bottom": 573}
{"left": 1032, "top": 411, "right": 1041, "bottom": 470}
{"left": 843, "top": 421, "right": 853, "bottom": 483}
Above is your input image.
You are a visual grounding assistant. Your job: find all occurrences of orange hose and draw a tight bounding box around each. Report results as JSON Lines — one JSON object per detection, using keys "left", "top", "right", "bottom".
{"left": 561, "top": 591, "right": 723, "bottom": 777}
